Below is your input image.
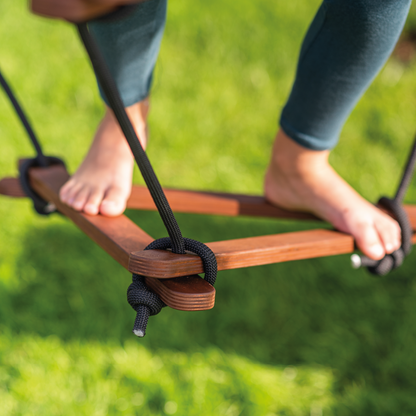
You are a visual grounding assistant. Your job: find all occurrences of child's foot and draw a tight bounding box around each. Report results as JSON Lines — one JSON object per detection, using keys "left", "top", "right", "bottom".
{"left": 59, "top": 100, "right": 149, "bottom": 216}
{"left": 264, "top": 129, "right": 402, "bottom": 260}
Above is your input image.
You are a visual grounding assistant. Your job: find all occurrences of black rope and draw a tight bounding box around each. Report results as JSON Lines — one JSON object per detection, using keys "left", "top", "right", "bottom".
{"left": 0, "top": 66, "right": 65, "bottom": 215}
{"left": 76, "top": 22, "right": 218, "bottom": 337}
{"left": 0, "top": 67, "right": 48, "bottom": 167}
{"left": 77, "top": 23, "right": 185, "bottom": 256}
{"left": 127, "top": 239, "right": 217, "bottom": 337}
{"left": 352, "top": 136, "right": 416, "bottom": 275}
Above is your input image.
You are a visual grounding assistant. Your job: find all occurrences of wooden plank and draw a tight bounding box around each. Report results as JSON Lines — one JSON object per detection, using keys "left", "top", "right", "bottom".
{"left": 27, "top": 164, "right": 216, "bottom": 312}
{"left": 7, "top": 166, "right": 416, "bottom": 280}
{"left": 29, "top": 165, "right": 153, "bottom": 270}
{"left": 144, "top": 275, "right": 215, "bottom": 311}
{"left": 129, "top": 229, "right": 355, "bottom": 278}
{"left": 130, "top": 228, "right": 416, "bottom": 278}
{"left": 127, "top": 185, "right": 319, "bottom": 221}
{"left": 0, "top": 177, "right": 26, "bottom": 197}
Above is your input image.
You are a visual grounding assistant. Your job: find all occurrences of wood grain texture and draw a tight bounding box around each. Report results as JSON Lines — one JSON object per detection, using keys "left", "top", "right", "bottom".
{"left": 5, "top": 167, "right": 416, "bottom": 280}
{"left": 145, "top": 275, "right": 215, "bottom": 311}
{"left": 127, "top": 185, "right": 319, "bottom": 220}
{"left": 129, "top": 229, "right": 355, "bottom": 278}
{"left": 0, "top": 177, "right": 26, "bottom": 197}
{"left": 27, "top": 165, "right": 215, "bottom": 311}
{"left": 29, "top": 165, "right": 153, "bottom": 269}
{"left": 127, "top": 185, "right": 416, "bottom": 228}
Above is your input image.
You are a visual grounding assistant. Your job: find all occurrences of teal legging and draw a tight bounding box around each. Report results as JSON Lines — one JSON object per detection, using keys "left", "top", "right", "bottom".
{"left": 90, "top": 0, "right": 411, "bottom": 150}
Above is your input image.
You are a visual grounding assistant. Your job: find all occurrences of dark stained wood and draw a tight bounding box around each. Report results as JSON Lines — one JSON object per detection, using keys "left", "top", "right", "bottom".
{"left": 29, "top": 165, "right": 153, "bottom": 270}
{"left": 127, "top": 185, "right": 416, "bottom": 227}
{"left": 145, "top": 275, "right": 215, "bottom": 311}
{"left": 26, "top": 164, "right": 216, "bottom": 311}
{"left": 0, "top": 177, "right": 26, "bottom": 198}
{"left": 127, "top": 185, "right": 319, "bottom": 221}
{"left": 129, "top": 229, "right": 355, "bottom": 278}
{"left": 4, "top": 165, "right": 416, "bottom": 297}
{"left": 130, "top": 226, "right": 416, "bottom": 278}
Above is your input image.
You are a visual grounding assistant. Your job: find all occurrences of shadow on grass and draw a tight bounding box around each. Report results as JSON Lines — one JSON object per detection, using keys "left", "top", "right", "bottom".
{"left": 3, "top": 210, "right": 416, "bottom": 402}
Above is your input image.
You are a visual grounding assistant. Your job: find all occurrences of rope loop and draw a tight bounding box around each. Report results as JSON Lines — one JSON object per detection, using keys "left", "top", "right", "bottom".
{"left": 145, "top": 237, "right": 217, "bottom": 285}
{"left": 353, "top": 196, "right": 412, "bottom": 276}
{"left": 127, "top": 238, "right": 217, "bottom": 337}
{"left": 19, "top": 156, "right": 65, "bottom": 216}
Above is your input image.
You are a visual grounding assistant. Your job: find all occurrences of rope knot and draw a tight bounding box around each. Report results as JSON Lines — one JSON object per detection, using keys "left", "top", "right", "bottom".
{"left": 19, "top": 156, "right": 65, "bottom": 215}
{"left": 127, "top": 237, "right": 217, "bottom": 337}
{"left": 127, "top": 274, "right": 165, "bottom": 337}
{"left": 352, "top": 196, "right": 412, "bottom": 276}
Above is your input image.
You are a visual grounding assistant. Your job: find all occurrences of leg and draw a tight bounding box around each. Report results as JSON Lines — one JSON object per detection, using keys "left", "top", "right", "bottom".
{"left": 60, "top": 0, "right": 167, "bottom": 216}
{"left": 265, "top": 0, "right": 411, "bottom": 260}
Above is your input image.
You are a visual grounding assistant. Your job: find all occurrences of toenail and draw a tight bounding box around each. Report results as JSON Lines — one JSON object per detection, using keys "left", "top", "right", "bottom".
{"left": 385, "top": 243, "right": 393, "bottom": 253}
{"left": 369, "top": 245, "right": 384, "bottom": 258}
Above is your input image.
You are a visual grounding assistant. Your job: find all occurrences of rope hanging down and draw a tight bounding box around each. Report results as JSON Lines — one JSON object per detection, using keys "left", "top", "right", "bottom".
{"left": 76, "top": 22, "right": 217, "bottom": 337}
{"left": 0, "top": 67, "right": 65, "bottom": 215}
{"left": 351, "top": 138, "right": 416, "bottom": 275}
{"left": 128, "top": 238, "right": 218, "bottom": 337}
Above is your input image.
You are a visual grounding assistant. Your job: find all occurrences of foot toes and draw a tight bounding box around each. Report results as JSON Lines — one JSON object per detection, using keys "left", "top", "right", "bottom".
{"left": 375, "top": 216, "right": 402, "bottom": 254}
{"left": 83, "top": 188, "right": 103, "bottom": 215}
{"left": 70, "top": 186, "right": 90, "bottom": 212}
{"left": 355, "top": 222, "right": 385, "bottom": 260}
{"left": 100, "top": 186, "right": 128, "bottom": 217}
{"left": 60, "top": 180, "right": 86, "bottom": 207}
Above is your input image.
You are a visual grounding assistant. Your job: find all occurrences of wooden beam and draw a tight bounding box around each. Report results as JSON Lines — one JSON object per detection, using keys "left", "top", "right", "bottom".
{"left": 4, "top": 165, "right": 416, "bottom": 282}
{"left": 127, "top": 185, "right": 319, "bottom": 221}
{"left": 26, "top": 164, "right": 215, "bottom": 312}
{"left": 129, "top": 229, "right": 356, "bottom": 278}
{"left": 29, "top": 165, "right": 153, "bottom": 270}
{"left": 0, "top": 177, "right": 26, "bottom": 198}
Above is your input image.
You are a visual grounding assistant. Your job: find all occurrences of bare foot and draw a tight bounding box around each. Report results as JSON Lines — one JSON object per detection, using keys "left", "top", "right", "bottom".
{"left": 59, "top": 99, "right": 149, "bottom": 216}
{"left": 264, "top": 129, "right": 402, "bottom": 260}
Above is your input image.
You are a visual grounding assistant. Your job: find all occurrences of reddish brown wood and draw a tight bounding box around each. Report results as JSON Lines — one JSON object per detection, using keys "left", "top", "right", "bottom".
{"left": 3, "top": 166, "right": 416, "bottom": 291}
{"left": 0, "top": 177, "right": 26, "bottom": 198}
{"left": 29, "top": 165, "right": 153, "bottom": 270}
{"left": 26, "top": 164, "right": 215, "bottom": 311}
{"left": 129, "top": 229, "right": 356, "bottom": 278}
{"left": 127, "top": 185, "right": 319, "bottom": 221}
{"left": 145, "top": 275, "right": 215, "bottom": 311}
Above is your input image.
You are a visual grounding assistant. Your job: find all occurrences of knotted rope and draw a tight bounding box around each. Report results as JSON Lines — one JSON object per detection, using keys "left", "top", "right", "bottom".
{"left": 352, "top": 138, "right": 416, "bottom": 275}
{"left": 0, "top": 68, "right": 64, "bottom": 215}
{"left": 77, "top": 22, "right": 218, "bottom": 336}
{"left": 127, "top": 238, "right": 217, "bottom": 337}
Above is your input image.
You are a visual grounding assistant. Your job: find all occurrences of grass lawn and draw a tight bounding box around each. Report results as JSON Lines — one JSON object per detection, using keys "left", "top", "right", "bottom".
{"left": 2, "top": 1, "right": 416, "bottom": 415}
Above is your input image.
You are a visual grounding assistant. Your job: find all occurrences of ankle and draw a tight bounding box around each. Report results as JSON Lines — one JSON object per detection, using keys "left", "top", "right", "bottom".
{"left": 104, "top": 98, "right": 149, "bottom": 149}
{"left": 269, "top": 129, "right": 330, "bottom": 177}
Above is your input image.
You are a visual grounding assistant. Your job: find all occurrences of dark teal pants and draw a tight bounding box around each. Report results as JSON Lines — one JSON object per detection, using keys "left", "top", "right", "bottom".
{"left": 90, "top": 0, "right": 411, "bottom": 150}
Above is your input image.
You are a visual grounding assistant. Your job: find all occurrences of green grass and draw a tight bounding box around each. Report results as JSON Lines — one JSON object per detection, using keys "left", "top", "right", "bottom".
{"left": 2, "top": 1, "right": 416, "bottom": 415}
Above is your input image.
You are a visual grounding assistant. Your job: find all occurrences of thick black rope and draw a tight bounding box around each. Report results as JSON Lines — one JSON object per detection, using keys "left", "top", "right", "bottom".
{"left": 0, "top": 67, "right": 48, "bottom": 167}
{"left": 77, "top": 22, "right": 218, "bottom": 336}
{"left": 77, "top": 23, "right": 185, "bottom": 256}
{"left": 352, "top": 137, "right": 416, "bottom": 275}
{"left": 127, "top": 238, "right": 217, "bottom": 337}
{"left": 0, "top": 66, "right": 64, "bottom": 215}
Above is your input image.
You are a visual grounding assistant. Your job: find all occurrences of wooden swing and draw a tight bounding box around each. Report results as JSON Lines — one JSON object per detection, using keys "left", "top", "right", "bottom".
{"left": 1, "top": 18, "right": 416, "bottom": 336}
{"left": 2, "top": 163, "right": 416, "bottom": 310}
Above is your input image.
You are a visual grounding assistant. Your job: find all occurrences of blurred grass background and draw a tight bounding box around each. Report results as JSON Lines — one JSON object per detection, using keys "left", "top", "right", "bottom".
{"left": 2, "top": 1, "right": 416, "bottom": 415}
